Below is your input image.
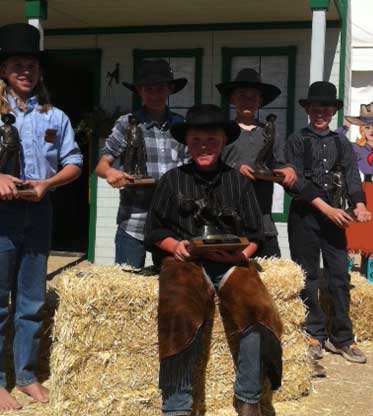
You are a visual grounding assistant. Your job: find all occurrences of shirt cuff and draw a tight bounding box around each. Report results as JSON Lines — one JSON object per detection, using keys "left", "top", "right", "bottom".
{"left": 351, "top": 191, "right": 366, "bottom": 205}
{"left": 61, "top": 155, "right": 83, "bottom": 168}
{"left": 300, "top": 182, "right": 322, "bottom": 202}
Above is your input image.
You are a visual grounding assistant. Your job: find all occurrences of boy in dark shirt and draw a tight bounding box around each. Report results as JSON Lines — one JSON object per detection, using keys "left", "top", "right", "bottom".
{"left": 286, "top": 81, "right": 371, "bottom": 374}
{"left": 217, "top": 68, "right": 297, "bottom": 257}
{"left": 145, "top": 105, "right": 283, "bottom": 416}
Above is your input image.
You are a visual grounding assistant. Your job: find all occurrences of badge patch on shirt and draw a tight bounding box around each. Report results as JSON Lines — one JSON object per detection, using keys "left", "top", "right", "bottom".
{"left": 45, "top": 129, "right": 57, "bottom": 143}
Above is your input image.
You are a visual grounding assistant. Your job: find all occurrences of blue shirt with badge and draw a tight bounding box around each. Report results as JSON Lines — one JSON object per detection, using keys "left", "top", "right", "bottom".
{"left": 0, "top": 95, "right": 82, "bottom": 180}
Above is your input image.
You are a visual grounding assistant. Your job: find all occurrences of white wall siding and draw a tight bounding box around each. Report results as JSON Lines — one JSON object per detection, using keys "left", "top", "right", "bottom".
{"left": 46, "top": 28, "right": 343, "bottom": 265}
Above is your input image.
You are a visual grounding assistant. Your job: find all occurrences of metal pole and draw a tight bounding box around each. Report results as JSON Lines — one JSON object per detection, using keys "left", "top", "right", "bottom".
{"left": 310, "top": 9, "right": 327, "bottom": 84}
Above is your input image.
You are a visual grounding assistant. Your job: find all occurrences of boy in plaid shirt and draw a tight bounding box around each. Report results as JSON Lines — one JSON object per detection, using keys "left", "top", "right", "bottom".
{"left": 96, "top": 59, "right": 188, "bottom": 268}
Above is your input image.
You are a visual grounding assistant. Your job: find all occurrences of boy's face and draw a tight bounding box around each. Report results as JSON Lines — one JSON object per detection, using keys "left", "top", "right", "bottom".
{"left": 305, "top": 102, "right": 337, "bottom": 131}
{"left": 185, "top": 128, "right": 227, "bottom": 171}
{"left": 0, "top": 55, "right": 40, "bottom": 100}
{"left": 136, "top": 83, "right": 174, "bottom": 113}
{"left": 230, "top": 87, "right": 262, "bottom": 119}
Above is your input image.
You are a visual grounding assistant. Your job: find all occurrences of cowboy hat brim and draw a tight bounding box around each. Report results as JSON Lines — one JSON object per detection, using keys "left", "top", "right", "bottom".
{"left": 344, "top": 116, "right": 373, "bottom": 126}
{"left": 299, "top": 97, "right": 344, "bottom": 110}
{"left": 0, "top": 50, "right": 47, "bottom": 66}
{"left": 215, "top": 81, "right": 281, "bottom": 107}
{"left": 170, "top": 120, "right": 241, "bottom": 145}
{"left": 122, "top": 78, "right": 188, "bottom": 95}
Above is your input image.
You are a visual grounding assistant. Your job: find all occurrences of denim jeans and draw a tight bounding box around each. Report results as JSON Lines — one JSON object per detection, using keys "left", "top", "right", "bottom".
{"left": 0, "top": 198, "right": 51, "bottom": 387}
{"left": 288, "top": 200, "right": 353, "bottom": 346}
{"left": 115, "top": 227, "right": 146, "bottom": 268}
{"left": 162, "top": 262, "right": 261, "bottom": 415}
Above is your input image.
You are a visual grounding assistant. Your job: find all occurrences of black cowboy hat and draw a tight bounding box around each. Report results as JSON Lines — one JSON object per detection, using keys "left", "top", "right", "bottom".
{"left": 0, "top": 23, "right": 46, "bottom": 64}
{"left": 215, "top": 68, "right": 281, "bottom": 107}
{"left": 299, "top": 81, "right": 343, "bottom": 109}
{"left": 122, "top": 59, "right": 187, "bottom": 95}
{"left": 171, "top": 104, "right": 241, "bottom": 145}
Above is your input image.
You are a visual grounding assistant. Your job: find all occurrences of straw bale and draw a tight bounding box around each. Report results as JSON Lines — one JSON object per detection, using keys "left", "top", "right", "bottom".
{"left": 50, "top": 260, "right": 311, "bottom": 416}
{"left": 350, "top": 272, "right": 373, "bottom": 341}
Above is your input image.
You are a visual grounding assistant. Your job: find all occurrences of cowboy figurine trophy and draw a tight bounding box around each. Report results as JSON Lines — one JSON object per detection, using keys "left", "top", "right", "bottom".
{"left": 120, "top": 115, "right": 156, "bottom": 186}
{"left": 178, "top": 192, "right": 249, "bottom": 257}
{"left": 253, "top": 113, "right": 285, "bottom": 182}
{"left": 0, "top": 113, "right": 36, "bottom": 197}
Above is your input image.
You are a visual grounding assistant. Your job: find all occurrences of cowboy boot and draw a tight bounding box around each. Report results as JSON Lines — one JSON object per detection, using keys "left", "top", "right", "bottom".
{"left": 234, "top": 397, "right": 262, "bottom": 416}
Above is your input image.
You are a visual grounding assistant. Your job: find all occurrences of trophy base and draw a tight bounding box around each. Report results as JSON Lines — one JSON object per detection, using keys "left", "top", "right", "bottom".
{"left": 254, "top": 170, "right": 285, "bottom": 183}
{"left": 126, "top": 177, "right": 156, "bottom": 187}
{"left": 16, "top": 185, "right": 37, "bottom": 197}
{"left": 189, "top": 235, "right": 249, "bottom": 256}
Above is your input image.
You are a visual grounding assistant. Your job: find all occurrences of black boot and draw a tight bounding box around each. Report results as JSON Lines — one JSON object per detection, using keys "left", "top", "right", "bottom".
{"left": 234, "top": 397, "right": 262, "bottom": 416}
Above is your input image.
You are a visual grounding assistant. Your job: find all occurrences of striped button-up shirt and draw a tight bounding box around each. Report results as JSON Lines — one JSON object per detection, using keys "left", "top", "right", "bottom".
{"left": 101, "top": 107, "right": 187, "bottom": 240}
{"left": 144, "top": 162, "right": 264, "bottom": 255}
{"left": 286, "top": 126, "right": 365, "bottom": 204}
{"left": 0, "top": 95, "right": 82, "bottom": 180}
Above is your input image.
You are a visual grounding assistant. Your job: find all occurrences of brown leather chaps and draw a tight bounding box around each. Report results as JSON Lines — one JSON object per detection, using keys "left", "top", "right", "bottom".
{"left": 158, "top": 257, "right": 283, "bottom": 391}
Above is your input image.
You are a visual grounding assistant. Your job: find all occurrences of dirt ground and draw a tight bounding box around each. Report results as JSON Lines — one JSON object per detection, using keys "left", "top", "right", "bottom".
{"left": 1, "top": 256, "right": 372, "bottom": 416}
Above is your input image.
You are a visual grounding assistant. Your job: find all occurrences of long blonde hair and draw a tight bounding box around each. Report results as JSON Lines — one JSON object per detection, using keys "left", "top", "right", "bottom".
{"left": 355, "top": 126, "right": 367, "bottom": 147}
{"left": 0, "top": 68, "right": 52, "bottom": 114}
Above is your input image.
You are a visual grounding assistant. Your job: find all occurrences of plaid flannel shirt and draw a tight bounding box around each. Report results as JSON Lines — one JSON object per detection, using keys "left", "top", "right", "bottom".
{"left": 101, "top": 107, "right": 188, "bottom": 241}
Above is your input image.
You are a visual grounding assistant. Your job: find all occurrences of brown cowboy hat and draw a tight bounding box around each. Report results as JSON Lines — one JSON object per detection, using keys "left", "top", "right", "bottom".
{"left": 299, "top": 81, "right": 343, "bottom": 109}
{"left": 0, "top": 23, "right": 46, "bottom": 65}
{"left": 215, "top": 68, "right": 281, "bottom": 107}
{"left": 345, "top": 102, "right": 373, "bottom": 126}
{"left": 122, "top": 59, "right": 187, "bottom": 95}
{"left": 171, "top": 104, "right": 241, "bottom": 145}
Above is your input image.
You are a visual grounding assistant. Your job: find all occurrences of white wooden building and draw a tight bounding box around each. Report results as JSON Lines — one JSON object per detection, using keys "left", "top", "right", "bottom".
{"left": 2, "top": 0, "right": 350, "bottom": 264}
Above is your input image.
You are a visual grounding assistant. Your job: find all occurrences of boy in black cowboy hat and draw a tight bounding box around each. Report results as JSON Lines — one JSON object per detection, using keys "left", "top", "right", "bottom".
{"left": 286, "top": 81, "right": 371, "bottom": 375}
{"left": 216, "top": 68, "right": 297, "bottom": 257}
{"left": 0, "top": 23, "right": 82, "bottom": 409}
{"left": 96, "top": 59, "right": 188, "bottom": 268}
{"left": 145, "top": 104, "right": 283, "bottom": 416}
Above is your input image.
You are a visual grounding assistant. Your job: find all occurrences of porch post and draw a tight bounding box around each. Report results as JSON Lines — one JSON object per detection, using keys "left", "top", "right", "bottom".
{"left": 309, "top": 0, "right": 330, "bottom": 84}
{"left": 25, "top": 0, "right": 48, "bottom": 50}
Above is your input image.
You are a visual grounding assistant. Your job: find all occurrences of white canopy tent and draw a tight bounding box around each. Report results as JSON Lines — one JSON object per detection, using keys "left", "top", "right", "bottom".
{"left": 350, "top": 0, "right": 373, "bottom": 138}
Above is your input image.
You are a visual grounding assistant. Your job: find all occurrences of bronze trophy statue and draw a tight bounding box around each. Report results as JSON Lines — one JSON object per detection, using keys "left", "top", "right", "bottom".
{"left": 178, "top": 193, "right": 249, "bottom": 257}
{"left": 0, "top": 113, "right": 36, "bottom": 197}
{"left": 330, "top": 162, "right": 356, "bottom": 221}
{"left": 120, "top": 115, "right": 156, "bottom": 187}
{"left": 253, "top": 113, "right": 284, "bottom": 183}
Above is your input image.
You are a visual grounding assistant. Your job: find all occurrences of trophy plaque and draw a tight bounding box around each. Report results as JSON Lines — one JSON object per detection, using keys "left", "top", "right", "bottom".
{"left": 0, "top": 113, "right": 37, "bottom": 197}
{"left": 178, "top": 194, "right": 249, "bottom": 257}
{"left": 121, "top": 115, "right": 156, "bottom": 187}
{"left": 189, "top": 224, "right": 249, "bottom": 256}
{"left": 253, "top": 113, "right": 284, "bottom": 183}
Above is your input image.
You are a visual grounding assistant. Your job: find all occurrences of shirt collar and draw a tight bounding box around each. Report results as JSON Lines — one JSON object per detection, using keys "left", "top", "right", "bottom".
{"left": 7, "top": 95, "right": 38, "bottom": 113}
{"left": 306, "top": 124, "right": 332, "bottom": 137}
{"left": 134, "top": 106, "right": 176, "bottom": 131}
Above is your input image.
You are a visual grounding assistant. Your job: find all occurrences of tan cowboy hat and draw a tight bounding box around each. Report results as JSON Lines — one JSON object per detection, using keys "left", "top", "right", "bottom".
{"left": 345, "top": 102, "right": 373, "bottom": 126}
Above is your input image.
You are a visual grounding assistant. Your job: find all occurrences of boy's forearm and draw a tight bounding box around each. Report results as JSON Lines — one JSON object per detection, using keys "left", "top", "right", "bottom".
{"left": 95, "top": 156, "right": 113, "bottom": 178}
{"left": 311, "top": 197, "right": 331, "bottom": 215}
{"left": 156, "top": 237, "right": 180, "bottom": 254}
{"left": 242, "top": 242, "right": 258, "bottom": 259}
{"left": 45, "top": 165, "right": 81, "bottom": 189}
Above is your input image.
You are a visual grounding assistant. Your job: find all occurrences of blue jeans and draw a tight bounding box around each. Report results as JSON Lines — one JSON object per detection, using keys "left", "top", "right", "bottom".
{"left": 0, "top": 198, "right": 51, "bottom": 387}
{"left": 162, "top": 262, "right": 261, "bottom": 415}
{"left": 115, "top": 227, "right": 146, "bottom": 268}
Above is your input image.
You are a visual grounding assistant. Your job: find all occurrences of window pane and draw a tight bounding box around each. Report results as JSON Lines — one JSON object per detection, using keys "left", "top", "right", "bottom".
{"left": 169, "top": 57, "right": 195, "bottom": 108}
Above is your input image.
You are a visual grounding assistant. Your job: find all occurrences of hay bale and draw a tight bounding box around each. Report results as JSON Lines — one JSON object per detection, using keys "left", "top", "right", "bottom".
{"left": 350, "top": 272, "right": 373, "bottom": 341}
{"left": 50, "top": 260, "right": 311, "bottom": 416}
